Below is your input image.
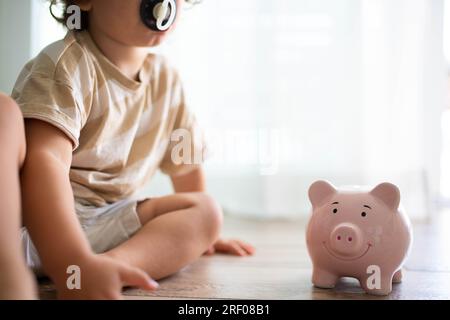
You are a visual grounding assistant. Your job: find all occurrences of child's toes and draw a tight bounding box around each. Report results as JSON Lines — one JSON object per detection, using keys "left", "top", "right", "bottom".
{"left": 230, "top": 243, "right": 248, "bottom": 256}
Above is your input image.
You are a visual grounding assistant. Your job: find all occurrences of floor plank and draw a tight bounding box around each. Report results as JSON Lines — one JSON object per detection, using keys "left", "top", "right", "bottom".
{"left": 39, "top": 214, "right": 450, "bottom": 300}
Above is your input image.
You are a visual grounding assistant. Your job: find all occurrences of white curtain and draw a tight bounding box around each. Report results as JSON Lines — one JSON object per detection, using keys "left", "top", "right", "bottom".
{"left": 439, "top": 0, "right": 450, "bottom": 201}
{"left": 10, "top": 0, "right": 446, "bottom": 221}
{"left": 360, "top": 0, "right": 446, "bottom": 220}
{"left": 146, "top": 0, "right": 446, "bottom": 220}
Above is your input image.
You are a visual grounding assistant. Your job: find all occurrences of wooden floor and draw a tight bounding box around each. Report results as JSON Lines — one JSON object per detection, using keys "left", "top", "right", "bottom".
{"left": 39, "top": 212, "right": 450, "bottom": 300}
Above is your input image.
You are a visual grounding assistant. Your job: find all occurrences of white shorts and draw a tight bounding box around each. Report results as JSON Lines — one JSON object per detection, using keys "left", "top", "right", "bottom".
{"left": 21, "top": 198, "right": 145, "bottom": 275}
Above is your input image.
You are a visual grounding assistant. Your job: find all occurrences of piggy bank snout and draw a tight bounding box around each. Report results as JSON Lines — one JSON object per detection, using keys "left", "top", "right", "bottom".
{"left": 329, "top": 223, "right": 364, "bottom": 256}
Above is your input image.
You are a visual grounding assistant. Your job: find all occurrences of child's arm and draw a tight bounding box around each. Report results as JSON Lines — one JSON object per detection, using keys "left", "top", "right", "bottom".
{"left": 170, "top": 168, "right": 255, "bottom": 256}
{"left": 21, "top": 120, "right": 157, "bottom": 299}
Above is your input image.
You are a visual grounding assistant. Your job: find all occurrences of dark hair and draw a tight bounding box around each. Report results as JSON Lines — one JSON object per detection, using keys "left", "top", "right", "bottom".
{"left": 49, "top": 0, "right": 202, "bottom": 31}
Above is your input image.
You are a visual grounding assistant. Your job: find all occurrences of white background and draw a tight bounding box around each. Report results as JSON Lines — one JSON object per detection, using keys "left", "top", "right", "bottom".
{"left": 0, "top": 0, "right": 447, "bottom": 221}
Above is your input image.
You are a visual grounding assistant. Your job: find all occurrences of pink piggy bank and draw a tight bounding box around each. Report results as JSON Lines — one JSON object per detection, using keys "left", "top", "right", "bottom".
{"left": 306, "top": 180, "right": 412, "bottom": 296}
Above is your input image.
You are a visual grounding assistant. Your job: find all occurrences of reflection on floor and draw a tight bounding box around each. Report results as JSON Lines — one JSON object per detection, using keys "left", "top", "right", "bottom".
{"left": 39, "top": 213, "right": 450, "bottom": 300}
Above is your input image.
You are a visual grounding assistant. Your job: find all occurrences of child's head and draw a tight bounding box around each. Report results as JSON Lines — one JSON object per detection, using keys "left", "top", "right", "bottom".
{"left": 50, "top": 0, "right": 198, "bottom": 47}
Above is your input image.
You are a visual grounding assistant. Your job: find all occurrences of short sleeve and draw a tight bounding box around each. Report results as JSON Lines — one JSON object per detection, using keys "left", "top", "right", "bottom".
{"left": 10, "top": 36, "right": 93, "bottom": 150}
{"left": 12, "top": 75, "right": 83, "bottom": 150}
{"left": 159, "top": 76, "right": 208, "bottom": 176}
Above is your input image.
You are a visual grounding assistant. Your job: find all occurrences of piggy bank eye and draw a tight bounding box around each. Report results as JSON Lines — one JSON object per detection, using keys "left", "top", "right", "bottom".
{"left": 361, "top": 212, "right": 367, "bottom": 217}
{"left": 332, "top": 208, "right": 338, "bottom": 214}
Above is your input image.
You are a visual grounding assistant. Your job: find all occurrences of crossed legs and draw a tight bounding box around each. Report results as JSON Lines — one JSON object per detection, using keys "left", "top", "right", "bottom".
{"left": 105, "top": 192, "right": 223, "bottom": 280}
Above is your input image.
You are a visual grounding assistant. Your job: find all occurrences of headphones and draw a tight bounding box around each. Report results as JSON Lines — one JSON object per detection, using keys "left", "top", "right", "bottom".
{"left": 140, "top": 0, "right": 177, "bottom": 32}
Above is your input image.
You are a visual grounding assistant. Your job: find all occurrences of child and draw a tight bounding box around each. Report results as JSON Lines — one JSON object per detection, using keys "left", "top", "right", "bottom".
{"left": 4, "top": 0, "right": 254, "bottom": 299}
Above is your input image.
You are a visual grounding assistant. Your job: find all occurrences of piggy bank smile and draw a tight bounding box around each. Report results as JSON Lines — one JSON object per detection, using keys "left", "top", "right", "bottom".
{"left": 322, "top": 241, "right": 372, "bottom": 261}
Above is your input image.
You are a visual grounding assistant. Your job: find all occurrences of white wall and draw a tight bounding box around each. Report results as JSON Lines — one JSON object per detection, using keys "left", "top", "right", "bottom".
{"left": 145, "top": 0, "right": 446, "bottom": 221}
{"left": 143, "top": 0, "right": 367, "bottom": 219}
{"left": 0, "top": 0, "right": 65, "bottom": 93}
{"left": 0, "top": 0, "right": 33, "bottom": 93}
{"left": 1, "top": 0, "right": 445, "bottom": 221}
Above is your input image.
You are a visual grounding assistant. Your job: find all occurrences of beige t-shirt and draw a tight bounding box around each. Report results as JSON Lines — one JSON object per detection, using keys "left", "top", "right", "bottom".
{"left": 12, "top": 31, "right": 206, "bottom": 207}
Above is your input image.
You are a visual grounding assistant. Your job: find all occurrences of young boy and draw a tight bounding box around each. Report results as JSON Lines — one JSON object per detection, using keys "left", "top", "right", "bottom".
{"left": 1, "top": 0, "right": 254, "bottom": 299}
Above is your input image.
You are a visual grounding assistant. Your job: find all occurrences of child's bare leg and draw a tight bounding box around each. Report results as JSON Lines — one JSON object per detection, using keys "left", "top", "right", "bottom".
{"left": 0, "top": 94, "right": 37, "bottom": 299}
{"left": 105, "top": 193, "right": 223, "bottom": 280}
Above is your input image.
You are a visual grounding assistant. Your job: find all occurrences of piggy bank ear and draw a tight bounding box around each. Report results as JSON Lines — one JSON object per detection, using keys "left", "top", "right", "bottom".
{"left": 370, "top": 182, "right": 400, "bottom": 211}
{"left": 308, "top": 180, "right": 337, "bottom": 208}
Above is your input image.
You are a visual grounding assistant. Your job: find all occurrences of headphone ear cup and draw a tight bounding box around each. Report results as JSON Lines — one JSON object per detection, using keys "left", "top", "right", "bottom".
{"left": 140, "top": 0, "right": 159, "bottom": 31}
{"left": 140, "top": 0, "right": 177, "bottom": 32}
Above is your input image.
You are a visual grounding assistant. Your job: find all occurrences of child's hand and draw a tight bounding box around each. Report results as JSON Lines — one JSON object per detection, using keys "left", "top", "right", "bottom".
{"left": 205, "top": 239, "right": 255, "bottom": 256}
{"left": 56, "top": 254, "right": 158, "bottom": 300}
